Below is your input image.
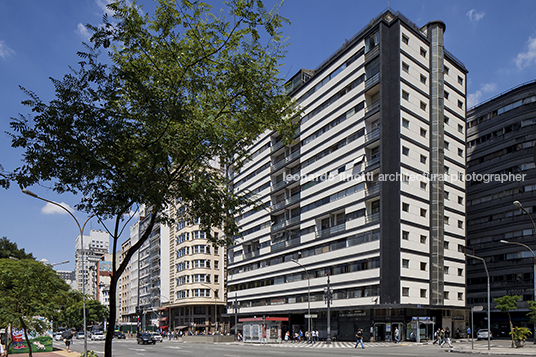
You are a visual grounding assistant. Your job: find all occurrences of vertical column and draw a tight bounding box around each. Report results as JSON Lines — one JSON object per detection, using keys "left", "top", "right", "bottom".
{"left": 428, "top": 21, "right": 446, "bottom": 306}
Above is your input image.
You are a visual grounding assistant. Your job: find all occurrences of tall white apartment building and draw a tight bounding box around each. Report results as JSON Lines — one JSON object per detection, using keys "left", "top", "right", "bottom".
{"left": 227, "top": 9, "right": 467, "bottom": 342}
{"left": 74, "top": 229, "right": 110, "bottom": 298}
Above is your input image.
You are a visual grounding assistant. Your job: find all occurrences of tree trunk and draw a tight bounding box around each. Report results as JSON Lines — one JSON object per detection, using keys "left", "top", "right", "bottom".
{"left": 509, "top": 312, "right": 514, "bottom": 348}
{"left": 104, "top": 273, "right": 118, "bottom": 357}
{"left": 19, "top": 317, "right": 32, "bottom": 357}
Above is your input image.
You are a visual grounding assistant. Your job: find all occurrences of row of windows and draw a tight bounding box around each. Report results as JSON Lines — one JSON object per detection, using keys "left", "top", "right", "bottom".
{"left": 230, "top": 229, "right": 379, "bottom": 275}
{"left": 402, "top": 258, "right": 463, "bottom": 276}
{"left": 177, "top": 259, "right": 219, "bottom": 272}
{"left": 402, "top": 287, "right": 463, "bottom": 301}
{"left": 467, "top": 141, "right": 532, "bottom": 168}
{"left": 176, "top": 274, "right": 220, "bottom": 286}
{"left": 234, "top": 285, "right": 380, "bottom": 309}
{"left": 176, "top": 289, "right": 216, "bottom": 299}
{"left": 177, "top": 245, "right": 218, "bottom": 258}
{"left": 229, "top": 257, "right": 379, "bottom": 293}
{"left": 468, "top": 95, "right": 536, "bottom": 128}
{"left": 235, "top": 161, "right": 271, "bottom": 188}
{"left": 177, "top": 231, "right": 220, "bottom": 245}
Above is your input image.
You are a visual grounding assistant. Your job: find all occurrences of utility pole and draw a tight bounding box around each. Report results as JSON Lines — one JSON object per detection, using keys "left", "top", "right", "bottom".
{"left": 324, "top": 275, "right": 333, "bottom": 344}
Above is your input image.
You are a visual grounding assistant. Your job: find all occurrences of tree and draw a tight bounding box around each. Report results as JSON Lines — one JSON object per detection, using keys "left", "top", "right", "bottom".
{"left": 494, "top": 295, "right": 521, "bottom": 348}
{"left": 51, "top": 290, "right": 108, "bottom": 331}
{"left": 528, "top": 300, "right": 536, "bottom": 324}
{"left": 0, "top": 258, "right": 71, "bottom": 356}
{"left": 0, "top": 237, "right": 35, "bottom": 260}
{"left": 4, "top": 1, "right": 297, "bottom": 356}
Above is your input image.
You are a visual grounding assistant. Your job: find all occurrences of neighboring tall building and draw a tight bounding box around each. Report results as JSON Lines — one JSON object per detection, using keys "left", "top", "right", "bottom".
{"left": 75, "top": 229, "right": 110, "bottom": 298}
{"left": 56, "top": 270, "right": 76, "bottom": 290}
{"left": 167, "top": 202, "right": 226, "bottom": 334}
{"left": 117, "top": 238, "right": 133, "bottom": 326}
{"left": 466, "top": 80, "right": 536, "bottom": 331}
{"left": 227, "top": 9, "right": 467, "bottom": 341}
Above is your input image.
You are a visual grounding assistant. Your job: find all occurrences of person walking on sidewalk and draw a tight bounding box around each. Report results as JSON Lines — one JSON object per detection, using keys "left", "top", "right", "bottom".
{"left": 394, "top": 327, "right": 400, "bottom": 343}
{"left": 440, "top": 327, "right": 453, "bottom": 348}
{"left": 62, "top": 329, "right": 74, "bottom": 353}
{"left": 354, "top": 329, "right": 365, "bottom": 349}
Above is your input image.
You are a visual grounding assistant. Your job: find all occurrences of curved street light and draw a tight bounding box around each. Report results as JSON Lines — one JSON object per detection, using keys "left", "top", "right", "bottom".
{"left": 465, "top": 253, "right": 491, "bottom": 351}
{"left": 22, "top": 189, "right": 95, "bottom": 357}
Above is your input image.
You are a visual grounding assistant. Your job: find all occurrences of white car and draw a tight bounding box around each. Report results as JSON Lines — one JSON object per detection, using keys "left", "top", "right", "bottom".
{"left": 54, "top": 332, "right": 63, "bottom": 341}
{"left": 150, "top": 332, "right": 163, "bottom": 342}
{"left": 91, "top": 331, "right": 105, "bottom": 341}
{"left": 476, "top": 329, "right": 493, "bottom": 340}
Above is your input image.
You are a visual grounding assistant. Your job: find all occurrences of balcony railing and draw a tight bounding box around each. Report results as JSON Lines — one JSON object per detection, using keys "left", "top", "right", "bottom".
{"left": 364, "top": 128, "right": 380, "bottom": 142}
{"left": 316, "top": 222, "right": 346, "bottom": 238}
{"left": 271, "top": 236, "right": 301, "bottom": 253}
{"left": 271, "top": 150, "right": 301, "bottom": 172}
{"left": 365, "top": 72, "right": 380, "bottom": 90}
{"left": 365, "top": 212, "right": 380, "bottom": 224}
{"left": 365, "top": 156, "right": 380, "bottom": 168}
{"left": 271, "top": 193, "right": 301, "bottom": 212}
{"left": 244, "top": 250, "right": 260, "bottom": 259}
{"left": 366, "top": 100, "right": 380, "bottom": 113}
{"left": 271, "top": 140, "right": 285, "bottom": 153}
{"left": 365, "top": 184, "right": 380, "bottom": 196}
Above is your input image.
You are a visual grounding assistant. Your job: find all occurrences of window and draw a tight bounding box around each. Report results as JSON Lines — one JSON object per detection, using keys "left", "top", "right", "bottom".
{"left": 402, "top": 118, "right": 410, "bottom": 128}
{"left": 420, "top": 289, "right": 427, "bottom": 298}
{"left": 420, "top": 101, "right": 427, "bottom": 111}
{"left": 402, "top": 146, "right": 410, "bottom": 156}
{"left": 458, "top": 292, "right": 463, "bottom": 301}
{"left": 444, "top": 266, "right": 449, "bottom": 275}
{"left": 445, "top": 191, "right": 450, "bottom": 200}
{"left": 420, "top": 235, "right": 427, "bottom": 244}
{"left": 458, "top": 148, "right": 464, "bottom": 157}
{"left": 402, "top": 62, "right": 409, "bottom": 73}
{"left": 402, "top": 90, "right": 410, "bottom": 101}
{"left": 444, "top": 141, "right": 450, "bottom": 150}
{"left": 420, "top": 47, "right": 427, "bottom": 57}
{"left": 458, "top": 76, "right": 464, "bottom": 85}
{"left": 402, "top": 287, "right": 410, "bottom": 296}
{"left": 444, "top": 116, "right": 450, "bottom": 125}
{"left": 402, "top": 34, "right": 409, "bottom": 45}
{"left": 444, "top": 66, "right": 449, "bottom": 75}
{"left": 402, "top": 231, "right": 409, "bottom": 240}
{"left": 420, "top": 262, "right": 427, "bottom": 271}
{"left": 420, "top": 155, "right": 427, "bottom": 164}
{"left": 420, "top": 181, "right": 427, "bottom": 190}
{"left": 420, "top": 128, "right": 427, "bottom": 137}
{"left": 445, "top": 216, "right": 449, "bottom": 225}
{"left": 444, "top": 91, "right": 449, "bottom": 100}
{"left": 444, "top": 291, "right": 450, "bottom": 300}
{"left": 458, "top": 220, "right": 464, "bottom": 229}
{"left": 420, "top": 208, "right": 427, "bottom": 217}
{"left": 444, "top": 241, "right": 450, "bottom": 249}
{"left": 214, "top": 261, "right": 219, "bottom": 269}
{"left": 458, "top": 124, "right": 463, "bottom": 133}
{"left": 458, "top": 100, "right": 463, "bottom": 109}
{"left": 402, "top": 174, "right": 409, "bottom": 184}
{"left": 402, "top": 203, "right": 409, "bottom": 212}
{"left": 402, "top": 259, "right": 409, "bottom": 268}
{"left": 444, "top": 166, "right": 449, "bottom": 174}
{"left": 420, "top": 74, "right": 427, "bottom": 84}
{"left": 458, "top": 196, "right": 463, "bottom": 205}
{"left": 458, "top": 244, "right": 464, "bottom": 253}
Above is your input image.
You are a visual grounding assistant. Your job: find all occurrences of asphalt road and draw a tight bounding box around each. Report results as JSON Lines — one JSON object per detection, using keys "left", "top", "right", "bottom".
{"left": 65, "top": 338, "right": 469, "bottom": 357}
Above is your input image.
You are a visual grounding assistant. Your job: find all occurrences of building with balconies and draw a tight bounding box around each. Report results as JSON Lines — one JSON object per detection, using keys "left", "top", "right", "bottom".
{"left": 227, "top": 9, "right": 467, "bottom": 342}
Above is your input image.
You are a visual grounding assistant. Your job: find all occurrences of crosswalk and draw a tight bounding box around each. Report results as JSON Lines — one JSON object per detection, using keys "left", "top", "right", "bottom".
{"left": 272, "top": 341, "right": 410, "bottom": 349}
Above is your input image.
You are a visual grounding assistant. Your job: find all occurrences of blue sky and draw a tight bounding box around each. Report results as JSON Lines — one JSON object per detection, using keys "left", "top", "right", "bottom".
{"left": 1, "top": 0, "right": 536, "bottom": 271}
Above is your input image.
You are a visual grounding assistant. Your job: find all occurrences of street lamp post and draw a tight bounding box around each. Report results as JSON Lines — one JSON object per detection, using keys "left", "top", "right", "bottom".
{"left": 324, "top": 275, "right": 333, "bottom": 344}
{"left": 160, "top": 295, "right": 172, "bottom": 334}
{"left": 200, "top": 284, "right": 218, "bottom": 334}
{"left": 23, "top": 189, "right": 94, "bottom": 357}
{"left": 500, "top": 239, "right": 536, "bottom": 343}
{"left": 466, "top": 253, "right": 491, "bottom": 351}
{"left": 291, "top": 259, "right": 311, "bottom": 340}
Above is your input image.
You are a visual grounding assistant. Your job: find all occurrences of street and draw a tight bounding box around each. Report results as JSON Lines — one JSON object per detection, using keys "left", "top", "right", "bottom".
{"left": 63, "top": 338, "right": 536, "bottom": 357}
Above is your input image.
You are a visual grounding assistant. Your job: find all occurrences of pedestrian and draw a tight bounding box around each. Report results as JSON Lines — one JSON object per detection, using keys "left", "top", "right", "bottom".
{"left": 354, "top": 329, "right": 365, "bottom": 349}
{"left": 433, "top": 328, "right": 441, "bottom": 345}
{"left": 466, "top": 326, "right": 471, "bottom": 339}
{"left": 311, "top": 329, "right": 316, "bottom": 343}
{"left": 0, "top": 340, "right": 5, "bottom": 357}
{"left": 298, "top": 330, "right": 303, "bottom": 341}
{"left": 305, "top": 330, "right": 310, "bottom": 343}
{"left": 440, "top": 327, "right": 453, "bottom": 348}
{"left": 455, "top": 327, "right": 460, "bottom": 339}
{"left": 285, "top": 331, "right": 290, "bottom": 342}
{"left": 394, "top": 327, "right": 400, "bottom": 343}
{"left": 62, "top": 329, "right": 74, "bottom": 353}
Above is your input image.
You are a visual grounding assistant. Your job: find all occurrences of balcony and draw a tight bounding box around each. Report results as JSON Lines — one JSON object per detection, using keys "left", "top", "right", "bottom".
{"left": 271, "top": 216, "right": 301, "bottom": 233}
{"left": 316, "top": 223, "right": 346, "bottom": 238}
{"left": 271, "top": 192, "right": 301, "bottom": 212}
{"left": 244, "top": 250, "right": 260, "bottom": 259}
{"left": 271, "top": 236, "right": 301, "bottom": 253}
{"left": 365, "top": 212, "right": 380, "bottom": 224}
{"left": 365, "top": 156, "right": 380, "bottom": 168}
{"left": 271, "top": 150, "right": 301, "bottom": 173}
{"left": 365, "top": 100, "right": 380, "bottom": 114}
{"left": 271, "top": 140, "right": 285, "bottom": 153}
{"left": 365, "top": 184, "right": 380, "bottom": 197}
{"left": 364, "top": 128, "right": 380, "bottom": 142}
{"left": 365, "top": 73, "right": 380, "bottom": 91}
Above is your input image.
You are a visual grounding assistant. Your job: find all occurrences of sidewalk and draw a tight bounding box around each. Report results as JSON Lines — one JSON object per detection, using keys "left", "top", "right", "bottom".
{"left": 423, "top": 339, "right": 536, "bottom": 355}
{"left": 27, "top": 347, "right": 72, "bottom": 357}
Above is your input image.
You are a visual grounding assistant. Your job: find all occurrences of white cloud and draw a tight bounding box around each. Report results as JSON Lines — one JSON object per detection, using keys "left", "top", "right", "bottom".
{"left": 467, "top": 82, "right": 497, "bottom": 108}
{"left": 466, "top": 9, "right": 485, "bottom": 22}
{"left": 95, "top": 0, "right": 116, "bottom": 17}
{"left": 515, "top": 36, "right": 536, "bottom": 70}
{"left": 41, "top": 202, "right": 75, "bottom": 215}
{"left": 0, "top": 40, "right": 15, "bottom": 60}
{"left": 75, "top": 23, "right": 92, "bottom": 42}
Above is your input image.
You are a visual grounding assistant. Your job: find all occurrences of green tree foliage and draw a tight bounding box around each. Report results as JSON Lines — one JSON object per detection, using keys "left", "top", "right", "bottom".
{"left": 0, "top": 237, "right": 35, "bottom": 260}
{"left": 528, "top": 301, "right": 536, "bottom": 324}
{"left": 5, "top": 1, "right": 297, "bottom": 356}
{"left": 0, "top": 258, "right": 71, "bottom": 356}
{"left": 494, "top": 295, "right": 521, "bottom": 347}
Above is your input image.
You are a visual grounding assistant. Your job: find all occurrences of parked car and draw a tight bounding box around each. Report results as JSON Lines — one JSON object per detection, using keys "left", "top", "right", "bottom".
{"left": 114, "top": 331, "right": 126, "bottom": 339}
{"left": 91, "top": 331, "right": 105, "bottom": 341}
{"left": 476, "top": 329, "right": 493, "bottom": 340}
{"left": 137, "top": 333, "right": 156, "bottom": 345}
{"left": 54, "top": 332, "right": 63, "bottom": 341}
{"left": 75, "top": 331, "right": 85, "bottom": 339}
{"left": 150, "top": 332, "right": 163, "bottom": 342}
